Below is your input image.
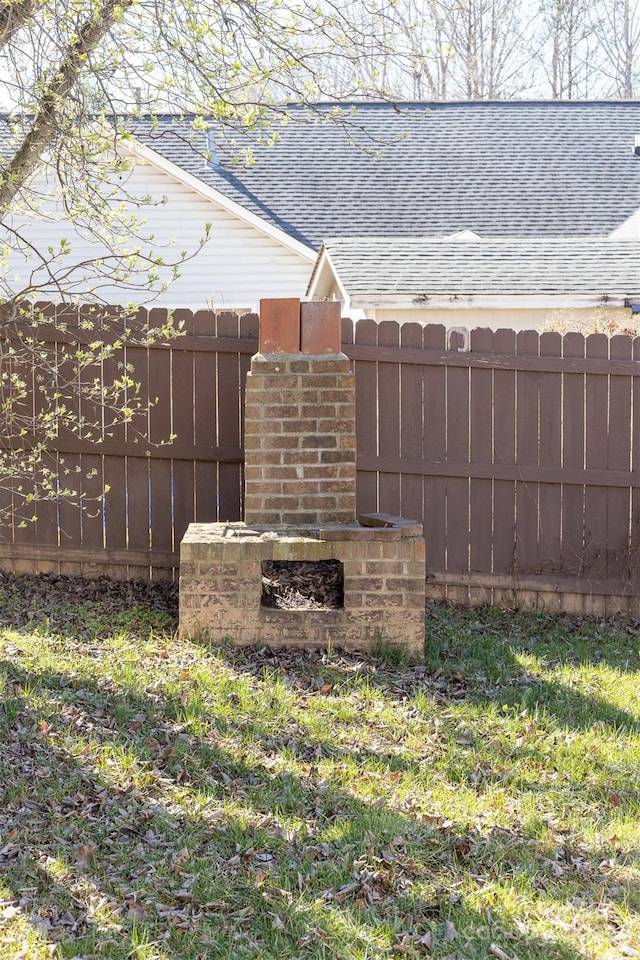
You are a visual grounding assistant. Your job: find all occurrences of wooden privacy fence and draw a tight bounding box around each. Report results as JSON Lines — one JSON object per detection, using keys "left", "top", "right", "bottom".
{"left": 0, "top": 307, "right": 638, "bottom": 615}
{"left": 0, "top": 306, "right": 256, "bottom": 580}
{"left": 346, "top": 319, "right": 640, "bottom": 615}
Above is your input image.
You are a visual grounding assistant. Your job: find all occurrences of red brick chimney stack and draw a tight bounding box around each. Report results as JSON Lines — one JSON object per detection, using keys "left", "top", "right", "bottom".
{"left": 179, "top": 298, "right": 426, "bottom": 655}
{"left": 243, "top": 299, "right": 357, "bottom": 527}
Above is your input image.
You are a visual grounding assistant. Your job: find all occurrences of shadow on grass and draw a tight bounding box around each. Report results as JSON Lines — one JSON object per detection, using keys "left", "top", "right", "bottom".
{"left": 0, "top": 650, "right": 629, "bottom": 959}
{"left": 418, "top": 603, "right": 640, "bottom": 735}
{"left": 190, "top": 603, "right": 640, "bottom": 740}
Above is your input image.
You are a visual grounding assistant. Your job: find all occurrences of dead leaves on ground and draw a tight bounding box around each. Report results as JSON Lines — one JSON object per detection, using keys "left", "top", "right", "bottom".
{"left": 0, "top": 587, "right": 638, "bottom": 959}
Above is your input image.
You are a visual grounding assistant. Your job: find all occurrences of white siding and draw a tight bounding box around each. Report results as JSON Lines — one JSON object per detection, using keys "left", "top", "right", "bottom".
{"left": 2, "top": 158, "right": 314, "bottom": 310}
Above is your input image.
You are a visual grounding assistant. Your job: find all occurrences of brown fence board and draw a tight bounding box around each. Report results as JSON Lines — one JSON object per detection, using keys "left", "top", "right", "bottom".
{"left": 422, "top": 325, "right": 446, "bottom": 572}
{"left": 515, "top": 330, "right": 540, "bottom": 575}
{"left": 607, "top": 336, "right": 633, "bottom": 586}
{"left": 469, "top": 329, "right": 493, "bottom": 584}
{"left": 239, "top": 312, "right": 259, "bottom": 519}
{"left": 103, "top": 454, "right": 128, "bottom": 569}
{"left": 341, "top": 316, "right": 354, "bottom": 347}
{"left": 31, "top": 333, "right": 60, "bottom": 548}
{"left": 216, "top": 312, "right": 243, "bottom": 521}
{"left": 346, "top": 342, "right": 639, "bottom": 376}
{"left": 445, "top": 336, "right": 470, "bottom": 587}
{"left": 76, "top": 310, "right": 109, "bottom": 560}
{"left": 538, "top": 331, "right": 563, "bottom": 574}
{"left": 492, "top": 328, "right": 516, "bottom": 578}
{"left": 561, "top": 333, "right": 586, "bottom": 579}
{"left": 126, "top": 456, "right": 151, "bottom": 577}
{"left": 81, "top": 453, "right": 106, "bottom": 554}
{"left": 399, "top": 322, "right": 424, "bottom": 523}
{"left": 354, "top": 319, "right": 378, "bottom": 515}
{"left": 633, "top": 339, "right": 640, "bottom": 593}
{"left": 172, "top": 452, "right": 195, "bottom": 554}
{"left": 428, "top": 569, "right": 639, "bottom": 597}
{"left": 378, "top": 321, "right": 401, "bottom": 515}
{"left": 0, "top": 480, "right": 14, "bottom": 546}
{"left": 194, "top": 310, "right": 221, "bottom": 524}
{"left": 10, "top": 343, "right": 45, "bottom": 560}
{"left": 101, "top": 308, "right": 128, "bottom": 568}
{"left": 124, "top": 327, "right": 151, "bottom": 566}
{"left": 148, "top": 314, "right": 173, "bottom": 559}
{"left": 584, "top": 335, "right": 610, "bottom": 586}
{"left": 0, "top": 541, "right": 177, "bottom": 571}
{"left": 170, "top": 310, "right": 196, "bottom": 551}
{"left": 57, "top": 451, "right": 83, "bottom": 575}
{"left": 356, "top": 456, "right": 636, "bottom": 488}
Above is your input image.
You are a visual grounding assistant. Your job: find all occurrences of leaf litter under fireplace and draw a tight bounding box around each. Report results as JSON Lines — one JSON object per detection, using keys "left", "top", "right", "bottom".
{"left": 261, "top": 560, "right": 344, "bottom": 610}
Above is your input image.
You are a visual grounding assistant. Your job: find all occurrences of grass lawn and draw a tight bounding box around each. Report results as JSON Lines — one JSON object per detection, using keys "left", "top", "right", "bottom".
{"left": 0, "top": 576, "right": 638, "bottom": 959}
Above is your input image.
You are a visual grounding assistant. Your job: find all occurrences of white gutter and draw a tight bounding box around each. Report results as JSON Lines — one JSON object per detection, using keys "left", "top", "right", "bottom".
{"left": 348, "top": 293, "right": 640, "bottom": 310}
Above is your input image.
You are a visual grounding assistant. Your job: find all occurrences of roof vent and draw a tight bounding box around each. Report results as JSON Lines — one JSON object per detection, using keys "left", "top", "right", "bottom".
{"left": 445, "top": 229, "right": 482, "bottom": 241}
{"left": 634, "top": 135, "right": 640, "bottom": 156}
{"left": 206, "top": 131, "right": 220, "bottom": 170}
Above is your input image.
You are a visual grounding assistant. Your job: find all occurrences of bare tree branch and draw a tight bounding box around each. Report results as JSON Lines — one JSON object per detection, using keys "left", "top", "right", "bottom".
{"left": 0, "top": 0, "right": 44, "bottom": 51}
{"left": 0, "top": 0, "right": 134, "bottom": 213}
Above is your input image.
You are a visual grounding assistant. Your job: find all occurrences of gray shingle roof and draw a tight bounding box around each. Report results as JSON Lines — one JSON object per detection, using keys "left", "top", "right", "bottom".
{"left": 131, "top": 102, "right": 640, "bottom": 248}
{"left": 318, "top": 237, "right": 640, "bottom": 296}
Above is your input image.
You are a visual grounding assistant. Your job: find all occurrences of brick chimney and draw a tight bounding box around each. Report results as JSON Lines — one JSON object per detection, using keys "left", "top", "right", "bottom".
{"left": 178, "top": 298, "right": 426, "bottom": 657}
{"left": 243, "top": 299, "right": 356, "bottom": 528}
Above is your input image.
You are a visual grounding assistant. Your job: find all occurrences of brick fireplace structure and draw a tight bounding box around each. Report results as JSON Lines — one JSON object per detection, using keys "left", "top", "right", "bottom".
{"left": 178, "top": 299, "right": 426, "bottom": 656}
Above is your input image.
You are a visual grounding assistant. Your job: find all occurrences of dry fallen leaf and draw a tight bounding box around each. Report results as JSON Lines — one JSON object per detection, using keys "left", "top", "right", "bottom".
{"left": 442, "top": 920, "right": 457, "bottom": 942}
{"left": 415, "top": 931, "right": 432, "bottom": 948}
{"left": 74, "top": 842, "right": 97, "bottom": 865}
{"left": 392, "top": 937, "right": 418, "bottom": 955}
{"left": 489, "top": 945, "right": 514, "bottom": 960}
{"left": 0, "top": 905, "right": 21, "bottom": 919}
{"left": 332, "top": 881, "right": 360, "bottom": 901}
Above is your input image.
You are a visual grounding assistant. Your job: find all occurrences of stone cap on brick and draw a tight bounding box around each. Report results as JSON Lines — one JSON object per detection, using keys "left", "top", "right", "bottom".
{"left": 249, "top": 354, "right": 351, "bottom": 374}
{"left": 359, "top": 513, "right": 424, "bottom": 538}
{"left": 183, "top": 521, "right": 424, "bottom": 543}
{"left": 318, "top": 525, "right": 401, "bottom": 541}
{"left": 259, "top": 298, "right": 341, "bottom": 355}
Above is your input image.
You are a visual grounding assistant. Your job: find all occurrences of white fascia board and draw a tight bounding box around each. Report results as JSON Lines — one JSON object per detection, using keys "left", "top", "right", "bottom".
{"left": 305, "top": 245, "right": 328, "bottom": 298}
{"left": 306, "top": 247, "right": 352, "bottom": 311}
{"left": 332, "top": 267, "right": 352, "bottom": 310}
{"left": 123, "top": 139, "right": 317, "bottom": 263}
{"left": 348, "top": 293, "right": 640, "bottom": 310}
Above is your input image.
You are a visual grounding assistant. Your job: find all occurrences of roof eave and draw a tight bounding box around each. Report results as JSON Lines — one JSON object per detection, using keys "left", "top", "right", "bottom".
{"left": 348, "top": 293, "right": 640, "bottom": 310}
{"left": 307, "top": 245, "right": 352, "bottom": 308}
{"left": 123, "top": 138, "right": 317, "bottom": 263}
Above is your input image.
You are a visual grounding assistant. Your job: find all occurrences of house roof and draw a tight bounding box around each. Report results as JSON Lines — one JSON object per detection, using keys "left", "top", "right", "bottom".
{"left": 130, "top": 101, "right": 640, "bottom": 248}
{"left": 308, "top": 237, "right": 640, "bottom": 305}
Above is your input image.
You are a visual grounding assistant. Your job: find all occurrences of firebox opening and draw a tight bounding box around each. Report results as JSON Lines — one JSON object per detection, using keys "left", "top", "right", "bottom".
{"left": 261, "top": 560, "right": 344, "bottom": 610}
